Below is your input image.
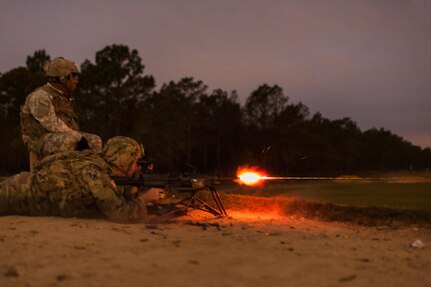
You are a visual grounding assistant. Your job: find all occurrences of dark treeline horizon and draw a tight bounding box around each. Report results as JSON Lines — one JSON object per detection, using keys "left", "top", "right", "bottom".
{"left": 1, "top": 44, "right": 430, "bottom": 176}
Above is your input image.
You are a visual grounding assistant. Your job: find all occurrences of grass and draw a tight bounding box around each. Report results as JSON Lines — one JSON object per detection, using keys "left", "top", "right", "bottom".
{"left": 218, "top": 180, "right": 431, "bottom": 210}
{"left": 211, "top": 175, "right": 431, "bottom": 225}
{"left": 219, "top": 194, "right": 431, "bottom": 226}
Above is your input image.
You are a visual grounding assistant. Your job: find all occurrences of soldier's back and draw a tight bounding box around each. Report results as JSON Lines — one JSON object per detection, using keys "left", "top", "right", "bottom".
{"left": 29, "top": 150, "right": 110, "bottom": 218}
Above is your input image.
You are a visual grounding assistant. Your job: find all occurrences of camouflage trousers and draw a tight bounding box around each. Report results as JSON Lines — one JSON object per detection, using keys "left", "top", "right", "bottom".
{"left": 0, "top": 172, "right": 100, "bottom": 218}
{"left": 31, "top": 132, "right": 102, "bottom": 157}
{"left": 0, "top": 172, "right": 31, "bottom": 215}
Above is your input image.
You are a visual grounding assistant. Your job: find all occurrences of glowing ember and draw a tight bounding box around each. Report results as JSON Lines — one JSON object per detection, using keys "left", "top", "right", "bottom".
{"left": 236, "top": 166, "right": 267, "bottom": 186}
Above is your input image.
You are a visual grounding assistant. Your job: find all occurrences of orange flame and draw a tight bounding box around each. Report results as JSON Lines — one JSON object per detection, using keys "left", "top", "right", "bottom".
{"left": 236, "top": 165, "right": 268, "bottom": 186}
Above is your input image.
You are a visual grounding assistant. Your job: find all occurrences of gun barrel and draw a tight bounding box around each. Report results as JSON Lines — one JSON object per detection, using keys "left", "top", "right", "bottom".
{"left": 112, "top": 173, "right": 217, "bottom": 191}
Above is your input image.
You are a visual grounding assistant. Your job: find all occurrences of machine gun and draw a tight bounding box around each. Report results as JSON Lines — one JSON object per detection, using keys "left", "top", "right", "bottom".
{"left": 112, "top": 172, "right": 228, "bottom": 218}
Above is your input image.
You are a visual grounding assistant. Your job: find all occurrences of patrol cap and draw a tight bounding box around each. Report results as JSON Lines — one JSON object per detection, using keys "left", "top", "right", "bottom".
{"left": 102, "top": 136, "right": 144, "bottom": 173}
{"left": 43, "top": 57, "right": 79, "bottom": 78}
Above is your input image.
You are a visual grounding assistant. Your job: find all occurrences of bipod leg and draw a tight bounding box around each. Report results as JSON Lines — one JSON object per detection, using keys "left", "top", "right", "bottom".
{"left": 209, "top": 187, "right": 227, "bottom": 216}
{"left": 187, "top": 195, "right": 224, "bottom": 216}
{"left": 154, "top": 188, "right": 228, "bottom": 219}
{"left": 150, "top": 203, "right": 189, "bottom": 223}
{"left": 185, "top": 188, "right": 227, "bottom": 217}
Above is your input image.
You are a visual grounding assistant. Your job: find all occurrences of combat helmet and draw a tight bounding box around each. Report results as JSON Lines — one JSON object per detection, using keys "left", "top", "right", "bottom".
{"left": 102, "top": 136, "right": 144, "bottom": 174}
{"left": 43, "top": 57, "right": 79, "bottom": 79}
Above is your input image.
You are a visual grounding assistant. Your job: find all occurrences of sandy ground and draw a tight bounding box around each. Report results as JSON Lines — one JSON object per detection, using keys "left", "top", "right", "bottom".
{"left": 0, "top": 209, "right": 430, "bottom": 287}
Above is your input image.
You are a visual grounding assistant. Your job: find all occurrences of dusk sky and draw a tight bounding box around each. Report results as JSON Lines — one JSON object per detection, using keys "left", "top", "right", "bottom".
{"left": 1, "top": 0, "right": 430, "bottom": 147}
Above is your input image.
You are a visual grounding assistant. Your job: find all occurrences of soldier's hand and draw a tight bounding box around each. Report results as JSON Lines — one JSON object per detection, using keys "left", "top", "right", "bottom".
{"left": 140, "top": 188, "right": 163, "bottom": 203}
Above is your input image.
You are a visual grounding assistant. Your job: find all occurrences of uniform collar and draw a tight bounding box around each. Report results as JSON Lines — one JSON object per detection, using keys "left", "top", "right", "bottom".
{"left": 47, "top": 83, "right": 74, "bottom": 102}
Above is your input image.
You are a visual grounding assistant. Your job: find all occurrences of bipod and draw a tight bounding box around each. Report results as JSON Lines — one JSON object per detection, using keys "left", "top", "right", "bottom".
{"left": 152, "top": 187, "right": 227, "bottom": 223}
{"left": 180, "top": 186, "right": 227, "bottom": 217}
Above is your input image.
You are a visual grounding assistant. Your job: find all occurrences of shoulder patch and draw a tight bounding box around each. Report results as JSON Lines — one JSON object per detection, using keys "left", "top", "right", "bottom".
{"left": 29, "top": 91, "right": 52, "bottom": 118}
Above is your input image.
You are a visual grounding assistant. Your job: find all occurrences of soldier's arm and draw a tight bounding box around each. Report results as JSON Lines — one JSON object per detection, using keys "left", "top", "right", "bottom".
{"left": 80, "top": 167, "right": 148, "bottom": 223}
{"left": 27, "top": 91, "right": 81, "bottom": 139}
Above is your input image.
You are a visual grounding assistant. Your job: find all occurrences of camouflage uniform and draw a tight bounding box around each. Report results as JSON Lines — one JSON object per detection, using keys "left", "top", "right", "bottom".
{"left": 20, "top": 57, "right": 102, "bottom": 157}
{"left": 0, "top": 137, "right": 147, "bottom": 223}
{"left": 0, "top": 172, "right": 31, "bottom": 215}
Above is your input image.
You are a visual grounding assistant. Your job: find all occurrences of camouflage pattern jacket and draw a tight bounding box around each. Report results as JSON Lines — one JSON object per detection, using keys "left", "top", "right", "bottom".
{"left": 20, "top": 83, "right": 81, "bottom": 151}
{"left": 0, "top": 150, "right": 147, "bottom": 223}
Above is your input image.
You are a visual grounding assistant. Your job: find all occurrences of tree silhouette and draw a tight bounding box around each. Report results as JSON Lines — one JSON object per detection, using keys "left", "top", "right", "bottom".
{"left": 76, "top": 44, "right": 155, "bottom": 139}
{"left": 0, "top": 50, "right": 49, "bottom": 171}
{"left": 132, "top": 77, "right": 207, "bottom": 171}
{"left": 243, "top": 84, "right": 289, "bottom": 171}
{"left": 195, "top": 89, "right": 242, "bottom": 172}
{"left": 0, "top": 45, "right": 430, "bottom": 174}
{"left": 26, "top": 50, "right": 50, "bottom": 74}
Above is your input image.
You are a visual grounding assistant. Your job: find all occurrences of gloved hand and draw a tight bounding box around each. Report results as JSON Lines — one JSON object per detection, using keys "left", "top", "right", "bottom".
{"left": 76, "top": 136, "right": 90, "bottom": 151}
{"left": 139, "top": 188, "right": 164, "bottom": 203}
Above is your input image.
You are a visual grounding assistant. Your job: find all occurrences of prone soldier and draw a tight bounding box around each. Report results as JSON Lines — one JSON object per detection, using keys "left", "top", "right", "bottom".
{"left": 0, "top": 136, "right": 161, "bottom": 223}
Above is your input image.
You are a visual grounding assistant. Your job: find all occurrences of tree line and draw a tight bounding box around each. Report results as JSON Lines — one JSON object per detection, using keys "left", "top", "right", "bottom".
{"left": 1, "top": 44, "right": 430, "bottom": 175}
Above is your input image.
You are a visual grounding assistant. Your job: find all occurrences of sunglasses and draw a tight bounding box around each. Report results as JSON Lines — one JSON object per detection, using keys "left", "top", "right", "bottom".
{"left": 69, "top": 72, "right": 79, "bottom": 79}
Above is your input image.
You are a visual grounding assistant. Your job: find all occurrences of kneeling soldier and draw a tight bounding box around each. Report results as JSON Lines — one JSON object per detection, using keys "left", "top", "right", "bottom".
{"left": 20, "top": 57, "right": 102, "bottom": 168}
